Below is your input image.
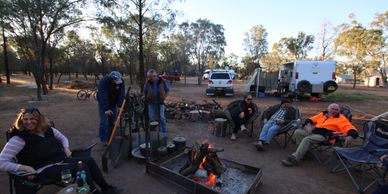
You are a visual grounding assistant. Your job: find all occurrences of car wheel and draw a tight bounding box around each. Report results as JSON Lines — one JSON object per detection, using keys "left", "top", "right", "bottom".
{"left": 323, "top": 81, "right": 338, "bottom": 93}
{"left": 297, "top": 80, "right": 311, "bottom": 93}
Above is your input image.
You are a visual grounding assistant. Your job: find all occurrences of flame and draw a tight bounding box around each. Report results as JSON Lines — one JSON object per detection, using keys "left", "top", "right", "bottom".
{"left": 204, "top": 173, "right": 217, "bottom": 186}
{"left": 199, "top": 156, "right": 206, "bottom": 169}
{"left": 191, "top": 144, "right": 218, "bottom": 187}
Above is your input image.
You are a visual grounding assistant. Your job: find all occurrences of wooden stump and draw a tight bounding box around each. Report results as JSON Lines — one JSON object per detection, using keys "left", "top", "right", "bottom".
{"left": 189, "top": 110, "right": 200, "bottom": 122}
{"left": 201, "top": 110, "right": 211, "bottom": 121}
{"left": 150, "top": 121, "right": 159, "bottom": 131}
{"left": 214, "top": 118, "right": 228, "bottom": 137}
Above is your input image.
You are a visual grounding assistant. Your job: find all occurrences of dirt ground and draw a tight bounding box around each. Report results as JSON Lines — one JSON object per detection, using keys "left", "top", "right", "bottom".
{"left": 1, "top": 74, "right": 388, "bottom": 194}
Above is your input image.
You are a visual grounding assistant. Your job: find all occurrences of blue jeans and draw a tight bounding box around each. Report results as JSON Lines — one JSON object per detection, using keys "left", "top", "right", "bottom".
{"left": 98, "top": 103, "right": 117, "bottom": 142}
{"left": 148, "top": 104, "right": 167, "bottom": 133}
{"left": 258, "top": 121, "right": 281, "bottom": 144}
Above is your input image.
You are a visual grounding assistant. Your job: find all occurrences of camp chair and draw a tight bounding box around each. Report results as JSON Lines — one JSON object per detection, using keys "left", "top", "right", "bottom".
{"left": 310, "top": 105, "right": 353, "bottom": 166}
{"left": 5, "top": 128, "right": 97, "bottom": 194}
{"left": 260, "top": 105, "right": 301, "bottom": 148}
{"left": 330, "top": 119, "right": 388, "bottom": 194}
{"left": 212, "top": 100, "right": 260, "bottom": 137}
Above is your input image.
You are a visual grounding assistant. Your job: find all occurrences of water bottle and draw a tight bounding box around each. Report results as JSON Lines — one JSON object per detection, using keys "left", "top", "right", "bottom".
{"left": 76, "top": 161, "right": 87, "bottom": 193}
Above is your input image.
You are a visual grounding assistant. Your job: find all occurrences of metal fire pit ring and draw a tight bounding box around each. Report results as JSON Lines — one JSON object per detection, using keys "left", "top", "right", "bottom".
{"left": 147, "top": 153, "right": 263, "bottom": 194}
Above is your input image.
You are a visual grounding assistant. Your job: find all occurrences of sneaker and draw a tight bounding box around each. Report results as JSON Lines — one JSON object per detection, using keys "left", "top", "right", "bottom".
{"left": 231, "top": 133, "right": 237, "bottom": 140}
{"left": 281, "top": 155, "right": 298, "bottom": 167}
{"left": 253, "top": 141, "right": 264, "bottom": 151}
{"left": 103, "top": 185, "right": 123, "bottom": 194}
{"left": 240, "top": 124, "right": 247, "bottom": 132}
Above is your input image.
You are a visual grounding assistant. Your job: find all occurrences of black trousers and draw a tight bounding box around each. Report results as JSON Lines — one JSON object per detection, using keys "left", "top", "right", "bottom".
{"left": 232, "top": 113, "right": 253, "bottom": 133}
{"left": 14, "top": 156, "right": 110, "bottom": 194}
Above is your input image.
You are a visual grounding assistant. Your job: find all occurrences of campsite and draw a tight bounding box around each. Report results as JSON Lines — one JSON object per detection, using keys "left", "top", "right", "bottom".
{"left": 1, "top": 1, "right": 388, "bottom": 194}
{"left": 1, "top": 74, "right": 388, "bottom": 194}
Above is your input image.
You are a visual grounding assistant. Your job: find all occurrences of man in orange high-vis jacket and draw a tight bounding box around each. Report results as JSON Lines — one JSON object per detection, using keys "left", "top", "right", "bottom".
{"left": 282, "top": 103, "right": 358, "bottom": 167}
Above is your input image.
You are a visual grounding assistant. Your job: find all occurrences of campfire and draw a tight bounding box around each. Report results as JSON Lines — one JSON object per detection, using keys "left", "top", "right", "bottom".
{"left": 180, "top": 143, "right": 225, "bottom": 188}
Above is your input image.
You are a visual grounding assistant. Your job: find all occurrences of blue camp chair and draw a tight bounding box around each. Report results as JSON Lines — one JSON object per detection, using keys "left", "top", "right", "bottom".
{"left": 331, "top": 119, "right": 388, "bottom": 194}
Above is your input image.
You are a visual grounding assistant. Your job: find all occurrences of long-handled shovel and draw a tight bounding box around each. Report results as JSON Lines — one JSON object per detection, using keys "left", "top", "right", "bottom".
{"left": 110, "top": 115, "right": 129, "bottom": 168}
{"left": 102, "top": 86, "right": 131, "bottom": 173}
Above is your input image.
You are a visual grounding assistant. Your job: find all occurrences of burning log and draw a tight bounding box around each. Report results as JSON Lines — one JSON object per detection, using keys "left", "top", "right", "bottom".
{"left": 179, "top": 142, "right": 226, "bottom": 187}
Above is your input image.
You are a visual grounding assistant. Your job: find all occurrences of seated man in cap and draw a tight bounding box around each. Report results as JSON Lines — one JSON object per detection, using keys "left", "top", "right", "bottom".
{"left": 254, "top": 99, "right": 295, "bottom": 150}
{"left": 281, "top": 103, "right": 358, "bottom": 167}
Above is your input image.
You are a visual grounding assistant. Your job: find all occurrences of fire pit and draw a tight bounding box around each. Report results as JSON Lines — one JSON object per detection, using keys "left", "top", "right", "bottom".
{"left": 147, "top": 143, "right": 262, "bottom": 194}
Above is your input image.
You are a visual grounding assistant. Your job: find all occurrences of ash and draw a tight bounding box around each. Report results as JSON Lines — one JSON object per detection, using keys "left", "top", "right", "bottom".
{"left": 162, "top": 156, "right": 256, "bottom": 194}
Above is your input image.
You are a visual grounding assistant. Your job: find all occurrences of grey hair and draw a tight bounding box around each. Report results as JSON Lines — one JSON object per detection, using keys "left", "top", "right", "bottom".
{"left": 328, "top": 103, "right": 340, "bottom": 110}
{"left": 147, "top": 69, "right": 157, "bottom": 77}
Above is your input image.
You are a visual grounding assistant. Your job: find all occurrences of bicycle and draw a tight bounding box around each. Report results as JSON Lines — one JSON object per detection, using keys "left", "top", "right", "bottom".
{"left": 77, "top": 88, "right": 98, "bottom": 101}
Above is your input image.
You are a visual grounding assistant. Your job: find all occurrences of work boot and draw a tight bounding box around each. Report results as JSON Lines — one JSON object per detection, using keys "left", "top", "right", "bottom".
{"left": 281, "top": 155, "right": 298, "bottom": 167}
{"left": 253, "top": 141, "right": 264, "bottom": 151}
{"left": 231, "top": 133, "right": 237, "bottom": 140}
{"left": 240, "top": 124, "right": 247, "bottom": 132}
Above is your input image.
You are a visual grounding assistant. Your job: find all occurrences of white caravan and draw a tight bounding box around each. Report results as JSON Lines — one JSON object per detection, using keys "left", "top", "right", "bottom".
{"left": 278, "top": 60, "right": 338, "bottom": 96}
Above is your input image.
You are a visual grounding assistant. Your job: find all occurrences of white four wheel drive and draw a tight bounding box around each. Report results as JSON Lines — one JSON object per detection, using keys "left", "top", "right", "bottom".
{"left": 278, "top": 60, "right": 338, "bottom": 97}
{"left": 206, "top": 70, "right": 234, "bottom": 96}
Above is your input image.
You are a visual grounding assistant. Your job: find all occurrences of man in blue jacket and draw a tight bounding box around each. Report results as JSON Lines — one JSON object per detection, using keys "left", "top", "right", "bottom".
{"left": 97, "top": 71, "right": 125, "bottom": 143}
{"left": 144, "top": 69, "right": 170, "bottom": 133}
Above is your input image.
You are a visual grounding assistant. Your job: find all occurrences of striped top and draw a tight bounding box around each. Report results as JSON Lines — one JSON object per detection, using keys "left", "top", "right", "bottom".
{"left": 0, "top": 128, "right": 69, "bottom": 172}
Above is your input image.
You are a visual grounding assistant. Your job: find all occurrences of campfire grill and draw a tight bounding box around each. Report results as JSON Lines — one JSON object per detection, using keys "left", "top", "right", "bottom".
{"left": 147, "top": 153, "right": 263, "bottom": 194}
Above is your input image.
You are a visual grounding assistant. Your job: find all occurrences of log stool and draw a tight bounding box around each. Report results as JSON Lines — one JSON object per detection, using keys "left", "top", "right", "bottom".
{"left": 213, "top": 118, "right": 228, "bottom": 137}
{"left": 150, "top": 121, "right": 159, "bottom": 131}
{"left": 189, "top": 110, "right": 200, "bottom": 122}
{"left": 201, "top": 110, "right": 211, "bottom": 121}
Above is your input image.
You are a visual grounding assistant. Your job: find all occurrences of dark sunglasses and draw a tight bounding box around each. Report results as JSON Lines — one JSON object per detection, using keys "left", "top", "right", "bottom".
{"left": 246, "top": 98, "right": 253, "bottom": 101}
{"left": 22, "top": 107, "right": 41, "bottom": 115}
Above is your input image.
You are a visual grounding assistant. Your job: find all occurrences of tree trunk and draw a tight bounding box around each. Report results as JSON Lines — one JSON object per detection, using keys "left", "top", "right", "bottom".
{"left": 2, "top": 24, "right": 10, "bottom": 84}
{"left": 68, "top": 58, "right": 71, "bottom": 80}
{"left": 56, "top": 73, "right": 62, "bottom": 85}
{"left": 49, "top": 57, "right": 54, "bottom": 90}
{"left": 352, "top": 70, "right": 357, "bottom": 89}
{"left": 33, "top": 62, "right": 43, "bottom": 101}
{"left": 197, "top": 61, "right": 202, "bottom": 85}
{"left": 138, "top": 1, "right": 145, "bottom": 92}
{"left": 40, "top": 41, "right": 48, "bottom": 95}
{"left": 76, "top": 63, "right": 79, "bottom": 79}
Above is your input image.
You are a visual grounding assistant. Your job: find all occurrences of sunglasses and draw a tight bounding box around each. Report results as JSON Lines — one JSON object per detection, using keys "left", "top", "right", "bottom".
{"left": 21, "top": 107, "right": 41, "bottom": 115}
{"left": 247, "top": 98, "right": 253, "bottom": 101}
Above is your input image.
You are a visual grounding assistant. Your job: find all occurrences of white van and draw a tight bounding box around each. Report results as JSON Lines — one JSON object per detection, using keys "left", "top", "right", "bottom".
{"left": 278, "top": 60, "right": 338, "bottom": 96}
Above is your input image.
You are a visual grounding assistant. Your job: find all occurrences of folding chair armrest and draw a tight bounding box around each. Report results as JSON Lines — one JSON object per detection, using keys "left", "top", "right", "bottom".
{"left": 247, "top": 112, "right": 260, "bottom": 124}
{"left": 8, "top": 171, "right": 41, "bottom": 187}
{"left": 71, "top": 142, "right": 97, "bottom": 157}
{"left": 291, "top": 119, "right": 302, "bottom": 128}
{"left": 224, "top": 110, "right": 232, "bottom": 121}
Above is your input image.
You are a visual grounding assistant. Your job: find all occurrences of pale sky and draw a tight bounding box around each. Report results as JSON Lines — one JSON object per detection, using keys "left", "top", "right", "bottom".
{"left": 172, "top": 0, "right": 388, "bottom": 57}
